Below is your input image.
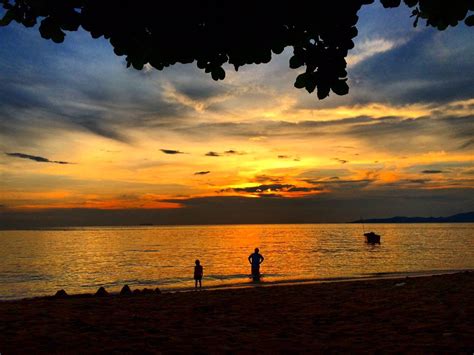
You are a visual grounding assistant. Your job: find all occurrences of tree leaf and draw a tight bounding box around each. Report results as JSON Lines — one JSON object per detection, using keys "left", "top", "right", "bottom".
{"left": 289, "top": 55, "right": 304, "bottom": 69}
{"left": 465, "top": 15, "right": 474, "bottom": 26}
{"left": 0, "top": 10, "right": 14, "bottom": 27}
{"left": 331, "top": 79, "right": 349, "bottom": 95}
{"left": 211, "top": 67, "right": 225, "bottom": 81}
{"left": 317, "top": 85, "right": 330, "bottom": 99}
{"left": 294, "top": 73, "right": 307, "bottom": 89}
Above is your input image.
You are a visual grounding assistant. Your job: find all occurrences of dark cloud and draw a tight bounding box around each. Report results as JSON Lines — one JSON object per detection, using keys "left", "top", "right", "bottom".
{"left": 277, "top": 154, "right": 300, "bottom": 161}
{"left": 160, "top": 149, "right": 185, "bottom": 155}
{"left": 0, "top": 80, "right": 53, "bottom": 113}
{"left": 5, "top": 152, "right": 72, "bottom": 164}
{"left": 318, "top": 26, "right": 474, "bottom": 108}
{"left": 0, "top": 27, "right": 198, "bottom": 144}
{"left": 405, "top": 161, "right": 472, "bottom": 175}
{"left": 422, "top": 170, "right": 443, "bottom": 174}
{"left": 440, "top": 116, "right": 474, "bottom": 144}
{"left": 349, "top": 29, "right": 474, "bottom": 106}
{"left": 333, "top": 158, "right": 348, "bottom": 164}
{"left": 203, "top": 150, "right": 246, "bottom": 157}
{"left": 168, "top": 115, "right": 474, "bottom": 156}
{"left": 378, "top": 179, "right": 435, "bottom": 188}
{"left": 343, "top": 115, "right": 474, "bottom": 154}
{"left": 256, "top": 193, "right": 283, "bottom": 198}
{"left": 407, "top": 179, "right": 429, "bottom": 184}
{"left": 294, "top": 28, "right": 474, "bottom": 110}
{"left": 194, "top": 171, "right": 210, "bottom": 175}
{"left": 458, "top": 138, "right": 474, "bottom": 150}
{"left": 171, "top": 116, "right": 373, "bottom": 140}
{"left": 348, "top": 117, "right": 429, "bottom": 138}
{"left": 224, "top": 150, "right": 246, "bottom": 155}
{"left": 364, "top": 177, "right": 474, "bottom": 190}
{"left": 220, "top": 184, "right": 321, "bottom": 194}
{"left": 287, "top": 186, "right": 323, "bottom": 192}
{"left": 173, "top": 82, "right": 227, "bottom": 101}
{"left": 305, "top": 178, "right": 372, "bottom": 185}
{"left": 299, "top": 169, "right": 353, "bottom": 182}
{"left": 221, "top": 184, "right": 292, "bottom": 193}
{"left": 304, "top": 178, "right": 375, "bottom": 191}
{"left": 74, "top": 118, "right": 131, "bottom": 143}
{"left": 251, "top": 175, "right": 283, "bottom": 183}
{"left": 0, "top": 73, "right": 189, "bottom": 144}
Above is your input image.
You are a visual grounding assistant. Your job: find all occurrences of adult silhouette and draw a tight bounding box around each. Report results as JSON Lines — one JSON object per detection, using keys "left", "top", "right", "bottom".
{"left": 248, "top": 248, "right": 264, "bottom": 281}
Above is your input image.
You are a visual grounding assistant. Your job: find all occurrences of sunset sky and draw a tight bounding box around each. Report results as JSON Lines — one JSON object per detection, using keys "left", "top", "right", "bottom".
{"left": 1, "top": 3, "right": 473, "bottom": 227}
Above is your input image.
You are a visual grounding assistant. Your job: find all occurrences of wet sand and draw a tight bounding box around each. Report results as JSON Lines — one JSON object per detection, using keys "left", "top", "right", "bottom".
{"left": 1, "top": 272, "right": 473, "bottom": 353}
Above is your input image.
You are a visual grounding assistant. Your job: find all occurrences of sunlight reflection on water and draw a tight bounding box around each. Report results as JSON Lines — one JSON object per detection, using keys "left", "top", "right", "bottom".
{"left": 0, "top": 223, "right": 473, "bottom": 299}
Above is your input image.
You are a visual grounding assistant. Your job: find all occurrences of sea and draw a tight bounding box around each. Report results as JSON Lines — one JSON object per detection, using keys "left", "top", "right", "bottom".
{"left": 0, "top": 223, "right": 473, "bottom": 300}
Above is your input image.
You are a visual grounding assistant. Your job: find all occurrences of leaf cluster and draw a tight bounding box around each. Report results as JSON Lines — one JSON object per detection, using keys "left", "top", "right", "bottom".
{"left": 380, "top": 0, "right": 474, "bottom": 30}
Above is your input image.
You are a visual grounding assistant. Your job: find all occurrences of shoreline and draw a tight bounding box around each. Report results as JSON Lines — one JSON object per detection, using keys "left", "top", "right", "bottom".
{"left": 0, "top": 272, "right": 472, "bottom": 352}
{"left": 2, "top": 221, "right": 474, "bottom": 231}
{"left": 2, "top": 268, "right": 473, "bottom": 302}
{"left": 161, "top": 268, "right": 474, "bottom": 294}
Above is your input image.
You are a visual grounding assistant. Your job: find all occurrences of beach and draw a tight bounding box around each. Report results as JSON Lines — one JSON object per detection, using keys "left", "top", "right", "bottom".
{"left": 0, "top": 272, "right": 473, "bottom": 353}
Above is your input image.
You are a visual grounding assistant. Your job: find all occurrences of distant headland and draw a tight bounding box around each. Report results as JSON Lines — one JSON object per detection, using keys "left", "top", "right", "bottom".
{"left": 352, "top": 212, "right": 474, "bottom": 224}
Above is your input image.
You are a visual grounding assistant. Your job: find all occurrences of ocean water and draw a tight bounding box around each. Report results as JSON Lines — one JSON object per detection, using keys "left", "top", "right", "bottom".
{"left": 0, "top": 223, "right": 473, "bottom": 300}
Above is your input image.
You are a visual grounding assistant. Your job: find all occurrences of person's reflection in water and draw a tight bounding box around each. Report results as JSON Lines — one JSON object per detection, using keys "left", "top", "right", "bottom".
{"left": 248, "top": 248, "right": 264, "bottom": 281}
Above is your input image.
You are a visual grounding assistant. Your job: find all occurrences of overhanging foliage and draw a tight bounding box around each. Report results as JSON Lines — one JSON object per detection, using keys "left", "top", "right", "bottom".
{"left": 1, "top": 0, "right": 473, "bottom": 99}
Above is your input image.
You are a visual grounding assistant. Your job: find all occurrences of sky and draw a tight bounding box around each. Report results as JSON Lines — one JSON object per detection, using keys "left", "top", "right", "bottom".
{"left": 1, "top": 3, "right": 473, "bottom": 227}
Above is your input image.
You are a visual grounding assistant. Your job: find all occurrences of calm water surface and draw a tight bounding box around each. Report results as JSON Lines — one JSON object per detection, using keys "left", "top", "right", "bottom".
{"left": 0, "top": 224, "right": 473, "bottom": 299}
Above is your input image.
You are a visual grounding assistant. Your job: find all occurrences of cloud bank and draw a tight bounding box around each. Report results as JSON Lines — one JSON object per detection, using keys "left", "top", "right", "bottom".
{"left": 5, "top": 152, "right": 72, "bottom": 164}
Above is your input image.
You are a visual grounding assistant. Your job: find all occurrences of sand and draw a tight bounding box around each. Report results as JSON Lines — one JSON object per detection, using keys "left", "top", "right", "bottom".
{"left": 0, "top": 272, "right": 473, "bottom": 353}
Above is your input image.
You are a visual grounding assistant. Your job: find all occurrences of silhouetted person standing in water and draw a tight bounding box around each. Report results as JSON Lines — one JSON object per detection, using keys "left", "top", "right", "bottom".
{"left": 194, "top": 259, "right": 203, "bottom": 289}
{"left": 248, "top": 248, "right": 264, "bottom": 281}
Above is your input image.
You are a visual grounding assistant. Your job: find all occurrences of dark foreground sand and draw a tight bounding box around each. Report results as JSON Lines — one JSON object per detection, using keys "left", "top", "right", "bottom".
{"left": 1, "top": 272, "right": 473, "bottom": 353}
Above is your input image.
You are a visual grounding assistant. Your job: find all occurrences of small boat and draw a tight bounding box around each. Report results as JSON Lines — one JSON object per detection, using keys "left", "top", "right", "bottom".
{"left": 364, "top": 232, "right": 381, "bottom": 244}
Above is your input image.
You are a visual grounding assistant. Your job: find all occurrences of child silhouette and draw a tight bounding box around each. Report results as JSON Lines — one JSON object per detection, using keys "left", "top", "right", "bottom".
{"left": 194, "top": 259, "right": 203, "bottom": 289}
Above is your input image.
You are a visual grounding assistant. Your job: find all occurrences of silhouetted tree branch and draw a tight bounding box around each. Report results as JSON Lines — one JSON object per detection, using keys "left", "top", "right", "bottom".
{"left": 1, "top": 0, "right": 472, "bottom": 99}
